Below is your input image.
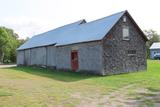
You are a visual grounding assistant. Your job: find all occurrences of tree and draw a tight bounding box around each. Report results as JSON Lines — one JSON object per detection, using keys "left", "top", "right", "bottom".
{"left": 0, "top": 27, "right": 9, "bottom": 63}
{"left": 144, "top": 30, "right": 160, "bottom": 58}
{"left": 18, "top": 37, "right": 29, "bottom": 46}
{"left": 4, "top": 28, "right": 20, "bottom": 62}
{"left": 0, "top": 26, "right": 28, "bottom": 63}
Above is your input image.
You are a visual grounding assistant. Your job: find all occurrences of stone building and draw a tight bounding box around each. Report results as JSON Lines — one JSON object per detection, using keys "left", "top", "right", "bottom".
{"left": 17, "top": 10, "right": 148, "bottom": 75}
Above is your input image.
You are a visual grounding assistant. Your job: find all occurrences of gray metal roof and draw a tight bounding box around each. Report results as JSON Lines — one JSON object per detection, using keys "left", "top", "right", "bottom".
{"left": 150, "top": 42, "right": 160, "bottom": 49}
{"left": 17, "top": 11, "right": 125, "bottom": 50}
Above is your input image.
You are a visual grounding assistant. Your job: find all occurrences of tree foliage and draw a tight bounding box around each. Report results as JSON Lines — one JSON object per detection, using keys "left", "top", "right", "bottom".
{"left": 144, "top": 29, "right": 160, "bottom": 58}
{"left": 0, "top": 27, "right": 27, "bottom": 63}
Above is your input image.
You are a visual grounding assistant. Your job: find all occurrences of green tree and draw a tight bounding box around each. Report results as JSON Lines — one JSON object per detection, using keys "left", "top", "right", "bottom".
{"left": 0, "top": 26, "right": 28, "bottom": 63}
{"left": 0, "top": 27, "right": 9, "bottom": 63}
{"left": 144, "top": 30, "right": 160, "bottom": 58}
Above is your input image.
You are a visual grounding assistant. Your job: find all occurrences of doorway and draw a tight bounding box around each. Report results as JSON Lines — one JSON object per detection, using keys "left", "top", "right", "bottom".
{"left": 71, "top": 50, "right": 79, "bottom": 71}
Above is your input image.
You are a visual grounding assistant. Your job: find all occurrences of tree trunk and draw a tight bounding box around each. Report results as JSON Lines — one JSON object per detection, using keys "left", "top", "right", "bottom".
{"left": 0, "top": 49, "right": 4, "bottom": 63}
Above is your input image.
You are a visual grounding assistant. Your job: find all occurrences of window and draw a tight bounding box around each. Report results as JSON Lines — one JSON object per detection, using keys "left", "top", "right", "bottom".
{"left": 123, "top": 26, "right": 129, "bottom": 40}
{"left": 128, "top": 50, "right": 136, "bottom": 55}
{"left": 107, "top": 35, "right": 112, "bottom": 40}
{"left": 123, "top": 16, "right": 126, "bottom": 22}
{"left": 154, "top": 51, "right": 157, "bottom": 54}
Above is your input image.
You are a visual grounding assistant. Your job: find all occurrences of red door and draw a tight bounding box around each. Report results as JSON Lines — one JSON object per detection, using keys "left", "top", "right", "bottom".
{"left": 71, "top": 51, "right": 79, "bottom": 71}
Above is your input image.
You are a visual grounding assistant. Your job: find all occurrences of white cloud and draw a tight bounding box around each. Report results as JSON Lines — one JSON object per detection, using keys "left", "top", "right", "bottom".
{"left": 0, "top": 17, "right": 55, "bottom": 38}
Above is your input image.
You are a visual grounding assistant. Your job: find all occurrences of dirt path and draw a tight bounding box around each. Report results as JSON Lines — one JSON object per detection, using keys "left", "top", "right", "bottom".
{"left": 77, "top": 84, "right": 135, "bottom": 107}
{"left": 0, "top": 64, "right": 16, "bottom": 68}
{"left": 99, "top": 84, "right": 136, "bottom": 107}
{"left": 77, "top": 84, "right": 160, "bottom": 107}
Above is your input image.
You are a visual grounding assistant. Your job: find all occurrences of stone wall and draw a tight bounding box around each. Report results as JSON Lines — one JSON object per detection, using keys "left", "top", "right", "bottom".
{"left": 102, "top": 13, "right": 147, "bottom": 75}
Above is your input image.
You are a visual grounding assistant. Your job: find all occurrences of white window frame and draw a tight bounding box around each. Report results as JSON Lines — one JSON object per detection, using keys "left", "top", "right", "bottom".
{"left": 123, "top": 16, "right": 127, "bottom": 22}
{"left": 123, "top": 26, "right": 129, "bottom": 40}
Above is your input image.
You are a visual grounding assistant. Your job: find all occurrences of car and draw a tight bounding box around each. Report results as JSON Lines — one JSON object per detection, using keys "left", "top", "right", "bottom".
{"left": 154, "top": 53, "right": 160, "bottom": 60}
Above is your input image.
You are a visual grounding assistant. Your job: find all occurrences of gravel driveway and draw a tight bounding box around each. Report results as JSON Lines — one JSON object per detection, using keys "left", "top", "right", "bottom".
{"left": 0, "top": 64, "right": 17, "bottom": 68}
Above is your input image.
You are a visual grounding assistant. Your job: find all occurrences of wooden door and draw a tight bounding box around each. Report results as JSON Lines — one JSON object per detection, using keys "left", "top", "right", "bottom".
{"left": 71, "top": 51, "right": 79, "bottom": 71}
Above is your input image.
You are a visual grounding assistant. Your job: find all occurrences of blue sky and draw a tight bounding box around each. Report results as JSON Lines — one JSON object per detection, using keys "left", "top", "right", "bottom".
{"left": 0, "top": 0, "right": 159, "bottom": 38}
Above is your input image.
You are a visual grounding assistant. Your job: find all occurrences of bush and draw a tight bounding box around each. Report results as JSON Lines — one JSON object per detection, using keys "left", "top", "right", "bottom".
{"left": 3, "top": 59, "right": 11, "bottom": 64}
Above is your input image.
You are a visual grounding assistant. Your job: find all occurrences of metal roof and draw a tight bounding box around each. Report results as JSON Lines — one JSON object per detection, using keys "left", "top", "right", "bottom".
{"left": 17, "top": 11, "right": 125, "bottom": 50}
{"left": 150, "top": 42, "right": 160, "bottom": 49}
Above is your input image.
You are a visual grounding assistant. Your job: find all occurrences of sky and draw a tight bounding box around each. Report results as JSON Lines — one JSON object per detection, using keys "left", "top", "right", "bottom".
{"left": 0, "top": 0, "right": 159, "bottom": 39}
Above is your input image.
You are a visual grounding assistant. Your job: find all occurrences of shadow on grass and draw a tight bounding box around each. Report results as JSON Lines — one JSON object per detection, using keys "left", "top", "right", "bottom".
{"left": 8, "top": 67, "right": 98, "bottom": 82}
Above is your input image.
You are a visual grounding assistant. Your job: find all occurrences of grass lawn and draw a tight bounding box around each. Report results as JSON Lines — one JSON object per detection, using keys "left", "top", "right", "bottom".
{"left": 0, "top": 60, "right": 160, "bottom": 107}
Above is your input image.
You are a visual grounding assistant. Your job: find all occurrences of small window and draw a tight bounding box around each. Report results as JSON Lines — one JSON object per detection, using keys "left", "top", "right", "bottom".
{"left": 123, "top": 26, "right": 129, "bottom": 40}
{"left": 123, "top": 16, "right": 126, "bottom": 22}
{"left": 107, "top": 35, "right": 112, "bottom": 40}
{"left": 128, "top": 50, "right": 136, "bottom": 55}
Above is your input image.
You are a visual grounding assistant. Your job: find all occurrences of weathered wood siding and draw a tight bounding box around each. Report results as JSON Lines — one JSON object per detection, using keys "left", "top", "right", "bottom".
{"left": 46, "top": 46, "right": 56, "bottom": 67}
{"left": 102, "top": 13, "right": 147, "bottom": 75}
{"left": 55, "top": 41, "right": 103, "bottom": 75}
{"left": 78, "top": 42, "right": 103, "bottom": 74}
{"left": 30, "top": 47, "right": 47, "bottom": 66}
{"left": 17, "top": 41, "right": 103, "bottom": 75}
{"left": 24, "top": 49, "right": 31, "bottom": 66}
{"left": 56, "top": 46, "right": 71, "bottom": 70}
{"left": 17, "top": 50, "right": 24, "bottom": 65}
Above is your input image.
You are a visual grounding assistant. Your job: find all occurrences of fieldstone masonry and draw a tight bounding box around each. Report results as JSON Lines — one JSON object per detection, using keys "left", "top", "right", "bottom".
{"left": 102, "top": 13, "right": 147, "bottom": 75}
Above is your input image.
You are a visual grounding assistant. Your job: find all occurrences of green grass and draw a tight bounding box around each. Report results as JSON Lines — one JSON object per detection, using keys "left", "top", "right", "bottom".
{"left": 0, "top": 60, "right": 159, "bottom": 107}
{"left": 0, "top": 90, "right": 12, "bottom": 97}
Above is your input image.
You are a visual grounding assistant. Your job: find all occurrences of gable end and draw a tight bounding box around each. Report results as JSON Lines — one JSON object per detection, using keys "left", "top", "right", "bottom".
{"left": 103, "top": 10, "right": 148, "bottom": 41}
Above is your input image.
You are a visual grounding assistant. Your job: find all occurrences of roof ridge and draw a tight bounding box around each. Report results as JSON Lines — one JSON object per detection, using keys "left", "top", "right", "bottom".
{"left": 33, "top": 19, "right": 86, "bottom": 38}
{"left": 80, "top": 10, "right": 126, "bottom": 26}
